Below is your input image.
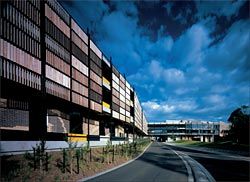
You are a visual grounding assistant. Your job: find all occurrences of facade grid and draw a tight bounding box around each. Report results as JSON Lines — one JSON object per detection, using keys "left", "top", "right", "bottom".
{"left": 0, "top": 0, "right": 148, "bottom": 142}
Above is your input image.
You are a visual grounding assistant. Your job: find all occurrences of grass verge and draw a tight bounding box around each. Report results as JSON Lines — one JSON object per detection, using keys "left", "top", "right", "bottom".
{"left": 171, "top": 140, "right": 250, "bottom": 153}
{"left": 0, "top": 139, "right": 151, "bottom": 182}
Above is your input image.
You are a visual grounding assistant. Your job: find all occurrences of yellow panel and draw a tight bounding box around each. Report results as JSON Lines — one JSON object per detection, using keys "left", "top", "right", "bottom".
{"left": 68, "top": 133, "right": 87, "bottom": 137}
{"left": 68, "top": 133, "right": 87, "bottom": 142}
{"left": 102, "top": 101, "right": 110, "bottom": 109}
{"left": 103, "top": 77, "right": 110, "bottom": 85}
{"left": 68, "top": 137, "right": 87, "bottom": 142}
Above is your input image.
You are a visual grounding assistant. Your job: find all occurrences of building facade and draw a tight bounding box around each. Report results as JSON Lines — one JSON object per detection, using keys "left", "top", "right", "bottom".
{"left": 0, "top": 0, "right": 148, "bottom": 148}
{"left": 148, "top": 120, "right": 230, "bottom": 142}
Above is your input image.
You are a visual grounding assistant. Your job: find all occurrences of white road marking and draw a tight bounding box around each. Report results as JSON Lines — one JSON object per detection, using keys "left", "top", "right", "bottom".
{"left": 164, "top": 144, "right": 194, "bottom": 182}
{"left": 165, "top": 142, "right": 216, "bottom": 182}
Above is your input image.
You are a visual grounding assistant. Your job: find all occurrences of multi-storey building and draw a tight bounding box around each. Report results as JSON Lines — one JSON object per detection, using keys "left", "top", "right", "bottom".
{"left": 148, "top": 120, "right": 230, "bottom": 142}
{"left": 0, "top": 0, "right": 148, "bottom": 148}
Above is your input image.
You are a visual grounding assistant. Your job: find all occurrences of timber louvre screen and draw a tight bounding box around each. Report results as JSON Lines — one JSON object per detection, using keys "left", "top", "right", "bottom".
{"left": 0, "top": 0, "right": 148, "bottom": 137}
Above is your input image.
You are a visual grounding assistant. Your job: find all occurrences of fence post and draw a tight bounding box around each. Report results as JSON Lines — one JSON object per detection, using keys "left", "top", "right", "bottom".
{"left": 112, "top": 145, "right": 114, "bottom": 162}
{"left": 33, "top": 148, "right": 36, "bottom": 170}
{"left": 45, "top": 152, "right": 48, "bottom": 171}
{"left": 63, "top": 149, "right": 66, "bottom": 173}
{"left": 89, "top": 148, "right": 92, "bottom": 162}
{"left": 121, "top": 144, "right": 124, "bottom": 156}
{"left": 76, "top": 152, "right": 79, "bottom": 174}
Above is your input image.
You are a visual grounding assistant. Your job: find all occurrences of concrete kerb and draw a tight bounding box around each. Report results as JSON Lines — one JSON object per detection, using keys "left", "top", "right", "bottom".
{"left": 180, "top": 151, "right": 216, "bottom": 182}
{"left": 79, "top": 142, "right": 152, "bottom": 182}
{"left": 165, "top": 142, "right": 216, "bottom": 182}
{"left": 170, "top": 147, "right": 194, "bottom": 182}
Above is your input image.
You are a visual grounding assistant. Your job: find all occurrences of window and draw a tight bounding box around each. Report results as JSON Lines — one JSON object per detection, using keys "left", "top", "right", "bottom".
{"left": 72, "top": 43, "right": 88, "bottom": 66}
{"left": 90, "top": 90, "right": 102, "bottom": 104}
{"left": 72, "top": 68, "right": 88, "bottom": 87}
{"left": 46, "top": 80, "right": 70, "bottom": 101}
{"left": 90, "top": 50, "right": 101, "bottom": 67}
{"left": 90, "top": 61, "right": 101, "bottom": 76}
{"left": 46, "top": 50, "right": 70, "bottom": 76}
{"left": 45, "top": 4, "right": 70, "bottom": 37}
{"left": 71, "top": 31, "right": 88, "bottom": 55}
{"left": 90, "top": 80, "right": 102, "bottom": 95}
{"left": 90, "top": 70, "right": 102, "bottom": 86}
{"left": 46, "top": 65, "right": 70, "bottom": 88}
{"left": 72, "top": 80, "right": 88, "bottom": 97}
{"left": 72, "top": 55, "right": 88, "bottom": 76}
{"left": 71, "top": 19, "right": 88, "bottom": 44}
{"left": 72, "top": 92, "right": 88, "bottom": 107}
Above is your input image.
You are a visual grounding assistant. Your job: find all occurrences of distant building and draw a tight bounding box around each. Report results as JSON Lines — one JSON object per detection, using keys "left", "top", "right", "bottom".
{"left": 148, "top": 120, "right": 231, "bottom": 142}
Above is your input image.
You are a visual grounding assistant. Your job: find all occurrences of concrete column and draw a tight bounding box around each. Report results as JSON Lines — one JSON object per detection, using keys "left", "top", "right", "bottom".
{"left": 205, "top": 136, "right": 209, "bottom": 142}
{"left": 200, "top": 136, "right": 204, "bottom": 142}
{"left": 210, "top": 135, "right": 214, "bottom": 142}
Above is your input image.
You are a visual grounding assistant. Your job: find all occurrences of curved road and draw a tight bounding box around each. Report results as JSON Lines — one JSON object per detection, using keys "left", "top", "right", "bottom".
{"left": 84, "top": 142, "right": 250, "bottom": 182}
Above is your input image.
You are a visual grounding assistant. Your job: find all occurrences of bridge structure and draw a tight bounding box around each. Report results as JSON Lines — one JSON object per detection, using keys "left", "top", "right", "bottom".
{"left": 148, "top": 120, "right": 230, "bottom": 142}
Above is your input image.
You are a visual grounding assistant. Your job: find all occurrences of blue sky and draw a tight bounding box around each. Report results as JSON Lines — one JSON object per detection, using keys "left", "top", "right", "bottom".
{"left": 60, "top": 0, "right": 250, "bottom": 122}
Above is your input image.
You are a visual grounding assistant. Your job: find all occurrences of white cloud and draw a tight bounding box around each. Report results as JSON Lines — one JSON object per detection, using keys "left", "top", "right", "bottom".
{"left": 163, "top": 68, "right": 185, "bottom": 84}
{"left": 149, "top": 60, "right": 163, "bottom": 79}
{"left": 142, "top": 98, "right": 198, "bottom": 121}
{"left": 203, "top": 94, "right": 226, "bottom": 105}
{"left": 172, "top": 21, "right": 212, "bottom": 67}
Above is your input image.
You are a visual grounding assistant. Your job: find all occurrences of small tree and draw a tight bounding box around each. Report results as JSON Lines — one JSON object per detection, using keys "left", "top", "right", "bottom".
{"left": 228, "top": 105, "right": 250, "bottom": 144}
{"left": 105, "top": 140, "right": 112, "bottom": 163}
{"left": 66, "top": 136, "right": 78, "bottom": 174}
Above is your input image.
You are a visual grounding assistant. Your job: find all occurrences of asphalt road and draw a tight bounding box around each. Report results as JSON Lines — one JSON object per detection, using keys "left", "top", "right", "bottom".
{"left": 167, "top": 144, "right": 250, "bottom": 181}
{"left": 85, "top": 142, "right": 250, "bottom": 182}
{"left": 86, "top": 142, "right": 188, "bottom": 182}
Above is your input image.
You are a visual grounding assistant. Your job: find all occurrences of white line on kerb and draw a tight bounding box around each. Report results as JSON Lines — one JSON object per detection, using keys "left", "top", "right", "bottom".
{"left": 170, "top": 147, "right": 194, "bottom": 182}
{"left": 165, "top": 142, "right": 216, "bottom": 182}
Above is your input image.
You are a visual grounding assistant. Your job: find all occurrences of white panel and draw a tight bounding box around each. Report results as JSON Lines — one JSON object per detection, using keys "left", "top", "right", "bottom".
{"left": 71, "top": 19, "right": 88, "bottom": 44}
{"left": 120, "top": 94, "right": 125, "bottom": 102}
{"left": 130, "top": 100, "right": 134, "bottom": 107}
{"left": 126, "top": 111, "right": 130, "bottom": 116}
{"left": 120, "top": 74, "right": 125, "bottom": 82}
{"left": 120, "top": 88, "right": 125, "bottom": 96}
{"left": 112, "top": 73, "right": 119, "bottom": 83}
{"left": 46, "top": 65, "right": 70, "bottom": 88}
{"left": 126, "top": 99, "right": 130, "bottom": 106}
{"left": 102, "top": 55, "right": 110, "bottom": 67}
{"left": 125, "top": 93, "right": 130, "bottom": 99}
{"left": 120, "top": 114, "right": 125, "bottom": 121}
{"left": 126, "top": 87, "right": 130, "bottom": 94}
{"left": 103, "top": 106, "right": 111, "bottom": 113}
{"left": 90, "top": 40, "right": 102, "bottom": 59}
{"left": 112, "top": 110, "right": 119, "bottom": 119}
{"left": 130, "top": 116, "right": 134, "bottom": 123}
{"left": 112, "top": 81, "right": 119, "bottom": 91}
{"left": 72, "top": 55, "right": 88, "bottom": 76}
{"left": 126, "top": 81, "right": 130, "bottom": 89}
{"left": 120, "top": 108, "right": 125, "bottom": 115}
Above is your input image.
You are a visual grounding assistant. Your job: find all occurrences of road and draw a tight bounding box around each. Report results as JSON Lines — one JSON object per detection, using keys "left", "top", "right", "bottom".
{"left": 85, "top": 142, "right": 250, "bottom": 182}
{"left": 168, "top": 144, "right": 250, "bottom": 181}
